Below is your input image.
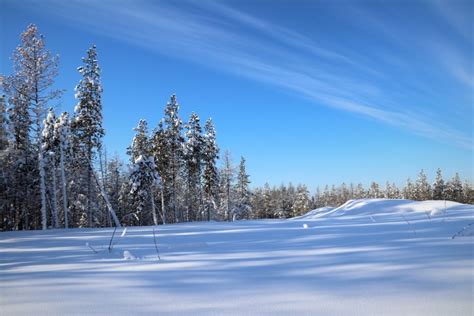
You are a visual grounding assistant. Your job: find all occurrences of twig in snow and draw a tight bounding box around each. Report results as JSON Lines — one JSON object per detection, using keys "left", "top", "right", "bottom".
{"left": 108, "top": 226, "right": 117, "bottom": 253}
{"left": 112, "top": 227, "right": 128, "bottom": 249}
{"left": 153, "top": 228, "right": 161, "bottom": 261}
{"left": 86, "top": 242, "right": 98, "bottom": 254}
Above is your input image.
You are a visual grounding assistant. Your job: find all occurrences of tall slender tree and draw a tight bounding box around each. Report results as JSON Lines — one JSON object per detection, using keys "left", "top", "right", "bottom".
{"left": 55, "top": 112, "right": 71, "bottom": 228}
{"left": 2, "top": 24, "right": 61, "bottom": 230}
{"left": 72, "top": 44, "right": 104, "bottom": 227}
{"left": 234, "top": 156, "right": 252, "bottom": 220}
{"left": 163, "top": 94, "right": 184, "bottom": 223}
{"left": 184, "top": 113, "right": 204, "bottom": 221}
{"left": 202, "top": 118, "right": 219, "bottom": 221}
{"left": 432, "top": 168, "right": 446, "bottom": 200}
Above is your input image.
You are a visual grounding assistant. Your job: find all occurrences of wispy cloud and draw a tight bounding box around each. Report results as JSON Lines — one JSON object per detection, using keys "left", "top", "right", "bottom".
{"left": 12, "top": 0, "right": 473, "bottom": 149}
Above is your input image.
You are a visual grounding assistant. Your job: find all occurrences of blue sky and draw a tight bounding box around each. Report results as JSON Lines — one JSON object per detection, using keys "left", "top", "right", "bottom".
{"left": 1, "top": 0, "right": 472, "bottom": 190}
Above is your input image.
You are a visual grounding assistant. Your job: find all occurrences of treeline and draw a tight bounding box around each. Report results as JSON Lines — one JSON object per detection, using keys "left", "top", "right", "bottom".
{"left": 251, "top": 169, "right": 473, "bottom": 219}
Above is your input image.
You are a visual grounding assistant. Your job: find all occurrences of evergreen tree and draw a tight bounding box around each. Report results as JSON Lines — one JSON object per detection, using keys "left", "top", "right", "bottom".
{"left": 403, "top": 178, "right": 416, "bottom": 200}
{"left": 432, "top": 168, "right": 446, "bottom": 200}
{"left": 151, "top": 120, "right": 169, "bottom": 224}
{"left": 219, "top": 150, "right": 234, "bottom": 221}
{"left": 127, "top": 119, "right": 151, "bottom": 163}
{"left": 42, "top": 108, "right": 59, "bottom": 228}
{"left": 445, "top": 173, "right": 463, "bottom": 202}
{"left": 71, "top": 44, "right": 104, "bottom": 227}
{"left": 129, "top": 155, "right": 161, "bottom": 225}
{"left": 353, "top": 183, "right": 366, "bottom": 199}
{"left": 414, "top": 169, "right": 431, "bottom": 201}
{"left": 54, "top": 112, "right": 71, "bottom": 228}
{"left": 368, "top": 181, "right": 382, "bottom": 198}
{"left": 261, "top": 183, "right": 273, "bottom": 218}
{"left": 202, "top": 118, "right": 219, "bottom": 221}
{"left": 292, "top": 184, "right": 310, "bottom": 216}
{"left": 163, "top": 94, "right": 184, "bottom": 222}
{"left": 2, "top": 24, "right": 61, "bottom": 230}
{"left": 462, "top": 181, "right": 474, "bottom": 204}
{"left": 234, "top": 156, "right": 252, "bottom": 220}
{"left": 184, "top": 113, "right": 204, "bottom": 221}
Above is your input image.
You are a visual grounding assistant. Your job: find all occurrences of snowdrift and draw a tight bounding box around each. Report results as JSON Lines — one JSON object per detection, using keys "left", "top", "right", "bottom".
{"left": 297, "top": 198, "right": 468, "bottom": 220}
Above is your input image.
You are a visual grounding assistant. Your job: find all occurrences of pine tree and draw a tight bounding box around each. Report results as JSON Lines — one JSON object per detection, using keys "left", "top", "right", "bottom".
{"left": 403, "top": 178, "right": 415, "bottom": 200}
{"left": 292, "top": 184, "right": 310, "bottom": 216}
{"left": 462, "top": 181, "right": 474, "bottom": 204}
{"left": 445, "top": 173, "right": 463, "bottom": 202}
{"left": 202, "top": 118, "right": 219, "bottom": 221}
{"left": 262, "top": 183, "right": 273, "bottom": 218}
{"left": 432, "top": 168, "right": 446, "bottom": 200}
{"left": 234, "top": 156, "right": 252, "bottom": 220}
{"left": 414, "top": 169, "right": 431, "bottom": 201}
{"left": 71, "top": 44, "right": 104, "bottom": 227}
{"left": 2, "top": 24, "right": 61, "bottom": 230}
{"left": 54, "top": 112, "right": 71, "bottom": 228}
{"left": 151, "top": 120, "right": 169, "bottom": 224}
{"left": 127, "top": 119, "right": 151, "bottom": 163}
{"left": 163, "top": 94, "right": 184, "bottom": 223}
{"left": 42, "top": 108, "right": 59, "bottom": 228}
{"left": 368, "top": 181, "right": 382, "bottom": 198}
{"left": 219, "top": 150, "right": 234, "bottom": 221}
{"left": 353, "top": 183, "right": 366, "bottom": 199}
{"left": 184, "top": 113, "right": 204, "bottom": 221}
{"left": 129, "top": 155, "right": 161, "bottom": 225}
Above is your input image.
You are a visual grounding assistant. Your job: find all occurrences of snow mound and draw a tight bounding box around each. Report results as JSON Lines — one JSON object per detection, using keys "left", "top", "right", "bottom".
{"left": 297, "top": 199, "right": 469, "bottom": 219}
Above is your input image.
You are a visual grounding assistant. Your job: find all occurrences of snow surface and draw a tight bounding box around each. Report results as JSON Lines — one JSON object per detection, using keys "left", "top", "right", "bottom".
{"left": 1, "top": 199, "right": 473, "bottom": 315}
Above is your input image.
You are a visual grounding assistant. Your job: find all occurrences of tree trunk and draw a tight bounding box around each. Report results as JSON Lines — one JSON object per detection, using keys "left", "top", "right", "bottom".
{"left": 161, "top": 187, "right": 166, "bottom": 225}
{"left": 50, "top": 156, "right": 58, "bottom": 228}
{"left": 39, "top": 146, "right": 47, "bottom": 230}
{"left": 59, "top": 143, "right": 69, "bottom": 229}
{"left": 150, "top": 187, "right": 158, "bottom": 226}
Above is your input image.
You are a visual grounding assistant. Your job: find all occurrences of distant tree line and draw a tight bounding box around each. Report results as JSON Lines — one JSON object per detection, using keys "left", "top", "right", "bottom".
{"left": 0, "top": 25, "right": 472, "bottom": 231}
{"left": 251, "top": 169, "right": 473, "bottom": 219}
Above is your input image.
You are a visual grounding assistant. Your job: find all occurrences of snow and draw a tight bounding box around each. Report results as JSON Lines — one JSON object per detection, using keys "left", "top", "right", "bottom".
{"left": 1, "top": 199, "right": 473, "bottom": 315}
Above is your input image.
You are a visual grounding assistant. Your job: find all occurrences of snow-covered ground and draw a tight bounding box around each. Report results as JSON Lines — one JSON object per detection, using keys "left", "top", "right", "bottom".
{"left": 1, "top": 199, "right": 473, "bottom": 315}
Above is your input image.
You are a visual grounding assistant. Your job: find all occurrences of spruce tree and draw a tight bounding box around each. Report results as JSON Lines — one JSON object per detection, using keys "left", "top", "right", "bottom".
{"left": 2, "top": 24, "right": 61, "bottom": 230}
{"left": 42, "top": 108, "right": 59, "bottom": 227}
{"left": 54, "top": 112, "right": 71, "bottom": 228}
{"left": 202, "top": 118, "right": 219, "bottom": 221}
{"left": 151, "top": 120, "right": 169, "bottom": 224}
{"left": 234, "top": 156, "right": 252, "bottom": 220}
{"left": 184, "top": 113, "right": 204, "bottom": 221}
{"left": 129, "top": 155, "right": 161, "bottom": 225}
{"left": 219, "top": 150, "right": 234, "bottom": 221}
{"left": 163, "top": 94, "right": 184, "bottom": 223}
{"left": 403, "top": 178, "right": 415, "bottom": 200}
{"left": 292, "top": 184, "right": 310, "bottom": 216}
{"left": 71, "top": 44, "right": 104, "bottom": 227}
{"left": 127, "top": 119, "right": 151, "bottom": 163}
{"left": 445, "top": 173, "right": 463, "bottom": 202}
{"left": 368, "top": 181, "right": 382, "bottom": 198}
{"left": 432, "top": 168, "right": 446, "bottom": 200}
{"left": 414, "top": 169, "right": 431, "bottom": 201}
